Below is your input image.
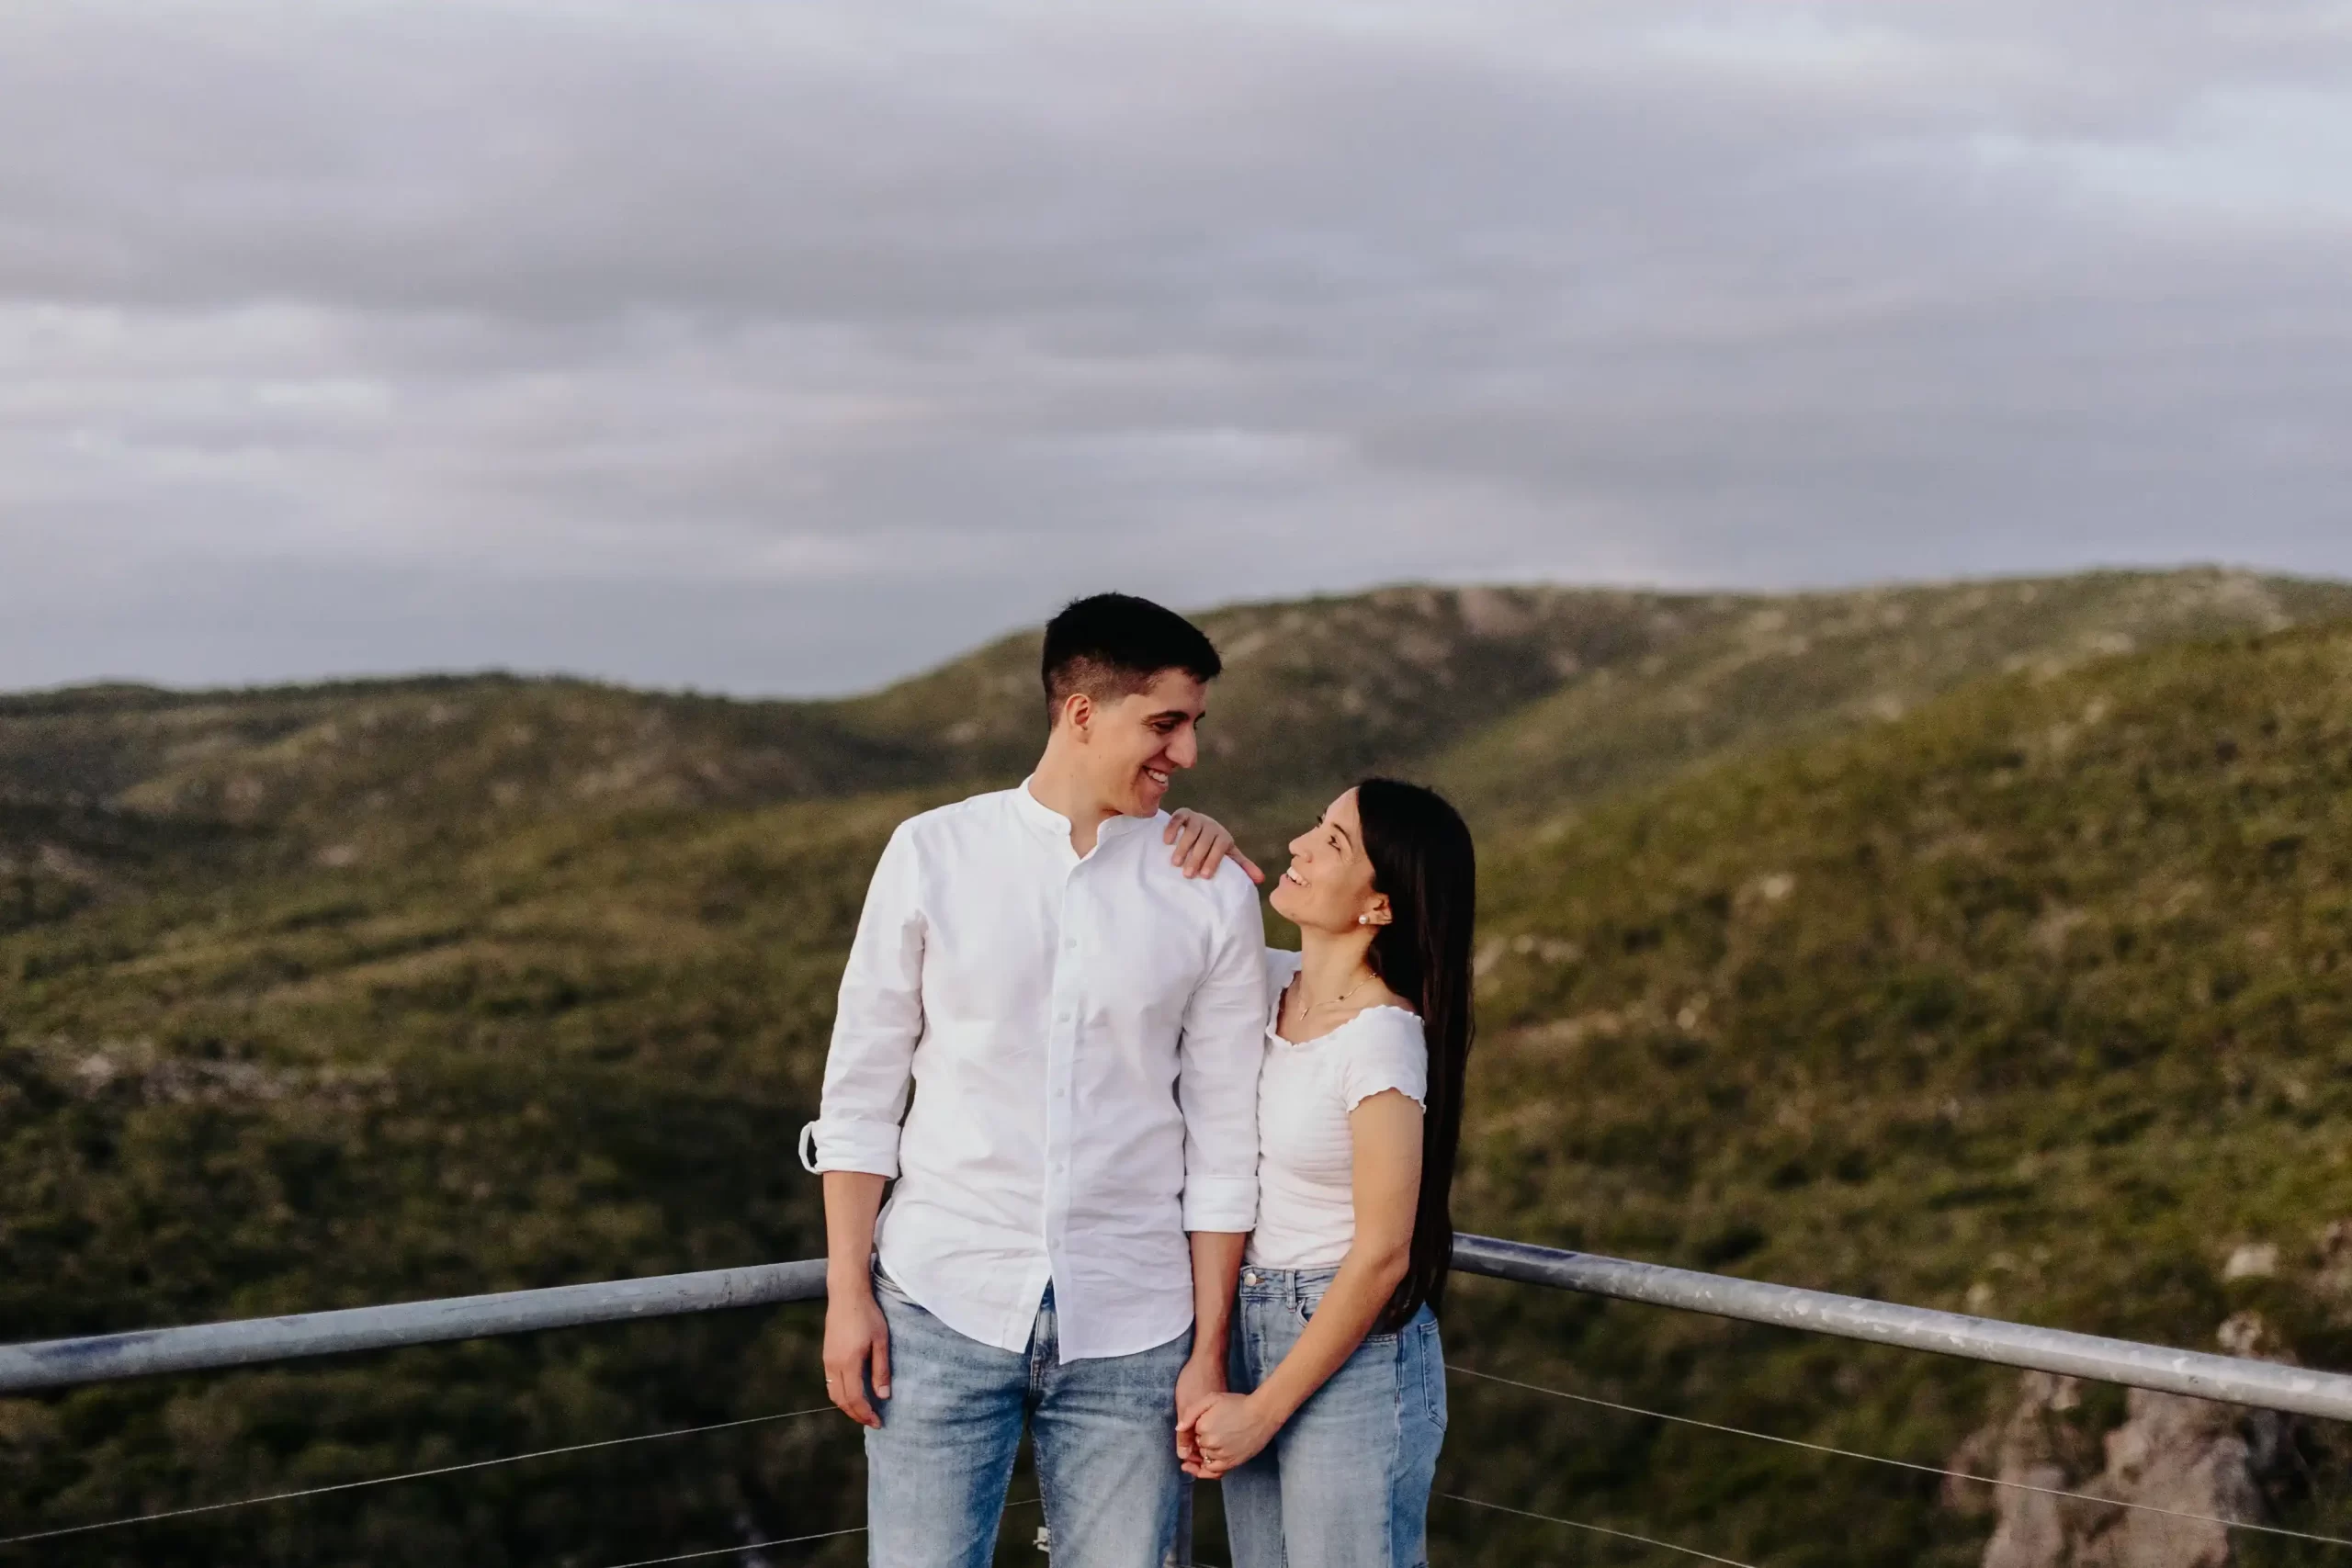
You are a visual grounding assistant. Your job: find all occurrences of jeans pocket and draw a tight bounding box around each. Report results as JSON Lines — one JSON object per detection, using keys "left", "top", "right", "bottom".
{"left": 1299, "top": 1293, "right": 1398, "bottom": 1342}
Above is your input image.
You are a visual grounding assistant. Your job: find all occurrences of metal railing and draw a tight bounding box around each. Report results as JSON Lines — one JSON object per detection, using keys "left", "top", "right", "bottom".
{"left": 11, "top": 1235, "right": 2352, "bottom": 1565}
{"left": 11, "top": 1235, "right": 2350, "bottom": 1416}
{"left": 1451, "top": 1234, "right": 2352, "bottom": 1421}
{"left": 0, "top": 1259, "right": 827, "bottom": 1394}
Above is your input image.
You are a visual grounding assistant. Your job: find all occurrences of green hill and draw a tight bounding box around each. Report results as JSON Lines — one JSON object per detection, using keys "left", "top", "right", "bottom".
{"left": 10, "top": 567, "right": 2343, "bottom": 890}
{"left": 1453, "top": 620, "right": 2352, "bottom": 1565}
{"left": 1424, "top": 566, "right": 2352, "bottom": 835}
{"left": 6, "top": 568, "right": 2352, "bottom": 1565}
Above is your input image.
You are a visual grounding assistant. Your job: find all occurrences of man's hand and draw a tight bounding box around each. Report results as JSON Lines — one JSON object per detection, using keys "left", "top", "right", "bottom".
{"left": 1174, "top": 1349, "right": 1227, "bottom": 1472}
{"left": 1164, "top": 808, "right": 1264, "bottom": 883}
{"left": 822, "top": 1280, "right": 891, "bottom": 1428}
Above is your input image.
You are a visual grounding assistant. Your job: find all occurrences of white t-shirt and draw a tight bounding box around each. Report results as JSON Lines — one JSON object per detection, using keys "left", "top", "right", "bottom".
{"left": 1247, "top": 949, "right": 1430, "bottom": 1269}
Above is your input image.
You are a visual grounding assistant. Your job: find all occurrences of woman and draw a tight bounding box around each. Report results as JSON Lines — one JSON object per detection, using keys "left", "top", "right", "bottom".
{"left": 1174, "top": 778, "right": 1476, "bottom": 1568}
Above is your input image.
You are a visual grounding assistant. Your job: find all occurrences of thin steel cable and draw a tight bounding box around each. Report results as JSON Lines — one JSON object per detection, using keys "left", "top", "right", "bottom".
{"left": 0, "top": 1404, "right": 837, "bottom": 1549}
{"left": 586, "top": 1495, "right": 1043, "bottom": 1568}
{"left": 1440, "top": 1492, "right": 1761, "bottom": 1566}
{"left": 589, "top": 1524, "right": 866, "bottom": 1568}
{"left": 1451, "top": 1362, "right": 2352, "bottom": 1551}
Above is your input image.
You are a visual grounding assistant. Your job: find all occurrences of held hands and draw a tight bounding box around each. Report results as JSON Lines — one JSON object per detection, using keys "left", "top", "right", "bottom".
{"left": 1178, "top": 1391, "right": 1281, "bottom": 1479}
{"left": 822, "top": 1280, "right": 891, "bottom": 1428}
{"left": 1164, "top": 809, "right": 1264, "bottom": 884}
{"left": 1173, "top": 1351, "right": 1225, "bottom": 1476}
{"left": 1176, "top": 1349, "right": 1278, "bottom": 1481}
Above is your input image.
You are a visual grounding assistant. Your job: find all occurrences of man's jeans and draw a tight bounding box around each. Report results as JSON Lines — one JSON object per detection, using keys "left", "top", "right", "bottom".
{"left": 866, "top": 1269, "right": 1192, "bottom": 1568}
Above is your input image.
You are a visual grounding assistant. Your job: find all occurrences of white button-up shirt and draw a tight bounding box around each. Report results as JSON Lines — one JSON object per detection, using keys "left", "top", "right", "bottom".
{"left": 799, "top": 781, "right": 1267, "bottom": 1361}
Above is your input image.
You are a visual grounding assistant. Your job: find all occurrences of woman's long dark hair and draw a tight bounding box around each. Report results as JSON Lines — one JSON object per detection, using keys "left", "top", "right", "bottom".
{"left": 1354, "top": 776, "right": 1476, "bottom": 1333}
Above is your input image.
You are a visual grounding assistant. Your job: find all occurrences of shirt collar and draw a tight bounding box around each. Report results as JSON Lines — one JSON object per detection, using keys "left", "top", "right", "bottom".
{"left": 1014, "top": 775, "right": 1163, "bottom": 848}
{"left": 1012, "top": 774, "right": 1072, "bottom": 840}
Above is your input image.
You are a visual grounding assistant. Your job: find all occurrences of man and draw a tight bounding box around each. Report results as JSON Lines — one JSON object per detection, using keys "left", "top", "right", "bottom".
{"left": 798, "top": 592, "right": 1269, "bottom": 1568}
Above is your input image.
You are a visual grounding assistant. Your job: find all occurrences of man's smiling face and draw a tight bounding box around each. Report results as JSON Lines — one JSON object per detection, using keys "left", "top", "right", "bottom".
{"left": 1086, "top": 668, "right": 1208, "bottom": 818}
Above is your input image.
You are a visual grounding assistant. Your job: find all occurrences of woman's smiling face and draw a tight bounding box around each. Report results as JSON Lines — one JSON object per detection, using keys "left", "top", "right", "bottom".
{"left": 1269, "top": 787, "right": 1384, "bottom": 933}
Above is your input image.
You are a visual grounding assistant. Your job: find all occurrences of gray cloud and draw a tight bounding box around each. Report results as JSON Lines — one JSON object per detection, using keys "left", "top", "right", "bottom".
{"left": 4, "top": 1, "right": 2350, "bottom": 693}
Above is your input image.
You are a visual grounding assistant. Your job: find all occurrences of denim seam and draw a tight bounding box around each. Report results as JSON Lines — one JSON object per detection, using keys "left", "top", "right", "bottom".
{"left": 1387, "top": 1334, "right": 1411, "bottom": 1568}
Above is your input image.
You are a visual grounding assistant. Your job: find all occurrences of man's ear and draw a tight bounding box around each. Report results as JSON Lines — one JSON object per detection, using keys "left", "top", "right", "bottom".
{"left": 1058, "top": 691, "right": 1094, "bottom": 738}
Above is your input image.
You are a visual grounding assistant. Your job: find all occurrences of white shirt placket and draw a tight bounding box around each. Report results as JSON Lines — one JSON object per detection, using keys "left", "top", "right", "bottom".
{"left": 1044, "top": 861, "right": 1082, "bottom": 1287}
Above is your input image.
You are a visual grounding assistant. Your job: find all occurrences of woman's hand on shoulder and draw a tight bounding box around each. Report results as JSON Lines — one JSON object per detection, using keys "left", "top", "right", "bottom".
{"left": 1164, "top": 808, "right": 1264, "bottom": 883}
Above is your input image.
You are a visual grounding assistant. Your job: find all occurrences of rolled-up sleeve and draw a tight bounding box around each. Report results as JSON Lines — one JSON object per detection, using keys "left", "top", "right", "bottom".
{"left": 1175, "top": 871, "right": 1268, "bottom": 1232}
{"left": 800, "top": 821, "right": 926, "bottom": 1179}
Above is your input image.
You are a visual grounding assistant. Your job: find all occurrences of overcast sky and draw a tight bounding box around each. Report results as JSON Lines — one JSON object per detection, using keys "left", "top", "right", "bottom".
{"left": 4, "top": 2, "right": 2349, "bottom": 695}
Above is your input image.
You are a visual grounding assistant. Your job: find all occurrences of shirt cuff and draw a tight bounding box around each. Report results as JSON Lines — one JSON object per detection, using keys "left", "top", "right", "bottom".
{"left": 798, "top": 1119, "right": 901, "bottom": 1179}
{"left": 1181, "top": 1174, "right": 1257, "bottom": 1234}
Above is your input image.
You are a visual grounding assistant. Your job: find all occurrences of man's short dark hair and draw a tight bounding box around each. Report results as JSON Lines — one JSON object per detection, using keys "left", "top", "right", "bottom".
{"left": 1041, "top": 593, "right": 1222, "bottom": 718}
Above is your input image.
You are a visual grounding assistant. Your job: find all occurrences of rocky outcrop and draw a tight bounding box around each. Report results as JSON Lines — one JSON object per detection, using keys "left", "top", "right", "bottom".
{"left": 1946, "top": 1372, "right": 2105, "bottom": 1568}
{"left": 1948, "top": 1319, "right": 2292, "bottom": 1568}
{"left": 2070, "top": 1382, "right": 2281, "bottom": 1568}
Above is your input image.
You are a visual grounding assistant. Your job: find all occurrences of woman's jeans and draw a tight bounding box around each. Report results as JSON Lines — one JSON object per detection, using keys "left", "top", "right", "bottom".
{"left": 1222, "top": 1266, "right": 1447, "bottom": 1568}
{"left": 865, "top": 1269, "right": 1192, "bottom": 1568}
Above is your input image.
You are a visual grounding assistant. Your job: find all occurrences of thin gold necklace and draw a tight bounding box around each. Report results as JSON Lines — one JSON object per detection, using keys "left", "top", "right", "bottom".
{"left": 1299, "top": 969, "right": 1381, "bottom": 1016}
